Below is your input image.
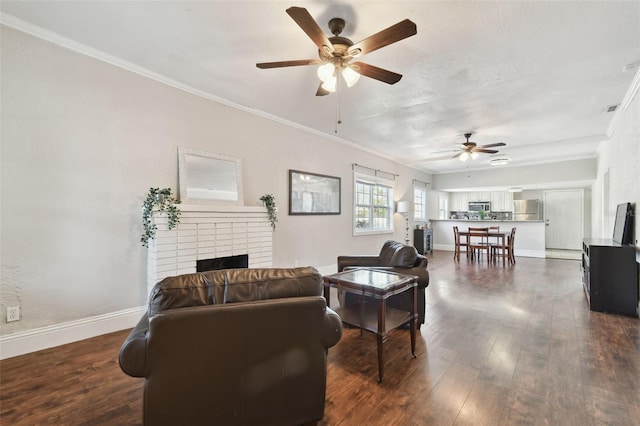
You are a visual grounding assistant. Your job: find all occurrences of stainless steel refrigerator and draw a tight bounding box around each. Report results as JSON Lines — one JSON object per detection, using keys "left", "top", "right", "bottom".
{"left": 513, "top": 199, "right": 540, "bottom": 221}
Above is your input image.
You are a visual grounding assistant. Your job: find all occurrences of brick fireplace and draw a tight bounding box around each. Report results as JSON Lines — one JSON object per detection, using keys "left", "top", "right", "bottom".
{"left": 147, "top": 204, "right": 272, "bottom": 294}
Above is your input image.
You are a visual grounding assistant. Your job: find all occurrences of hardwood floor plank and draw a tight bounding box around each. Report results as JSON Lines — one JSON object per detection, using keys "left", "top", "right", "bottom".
{"left": 1, "top": 251, "right": 638, "bottom": 425}
{"left": 453, "top": 378, "right": 509, "bottom": 426}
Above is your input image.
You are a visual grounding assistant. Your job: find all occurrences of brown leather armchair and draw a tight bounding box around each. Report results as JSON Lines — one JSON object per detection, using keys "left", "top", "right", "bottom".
{"left": 119, "top": 267, "right": 342, "bottom": 426}
{"left": 337, "top": 240, "right": 429, "bottom": 327}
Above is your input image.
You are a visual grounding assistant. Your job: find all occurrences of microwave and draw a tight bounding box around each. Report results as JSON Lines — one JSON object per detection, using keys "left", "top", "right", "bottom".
{"left": 468, "top": 201, "right": 491, "bottom": 212}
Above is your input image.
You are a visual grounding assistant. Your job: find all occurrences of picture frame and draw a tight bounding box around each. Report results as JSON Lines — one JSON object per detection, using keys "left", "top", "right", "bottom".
{"left": 289, "top": 170, "right": 341, "bottom": 215}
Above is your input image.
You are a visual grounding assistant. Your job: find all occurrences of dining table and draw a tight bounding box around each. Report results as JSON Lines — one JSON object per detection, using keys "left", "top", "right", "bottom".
{"left": 457, "top": 228, "right": 510, "bottom": 266}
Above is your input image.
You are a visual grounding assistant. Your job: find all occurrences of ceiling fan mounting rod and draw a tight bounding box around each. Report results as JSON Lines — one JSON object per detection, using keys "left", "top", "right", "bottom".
{"left": 328, "top": 18, "right": 345, "bottom": 36}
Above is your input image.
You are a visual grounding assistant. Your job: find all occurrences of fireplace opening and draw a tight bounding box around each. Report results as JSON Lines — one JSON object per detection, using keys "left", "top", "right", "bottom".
{"left": 197, "top": 254, "right": 249, "bottom": 272}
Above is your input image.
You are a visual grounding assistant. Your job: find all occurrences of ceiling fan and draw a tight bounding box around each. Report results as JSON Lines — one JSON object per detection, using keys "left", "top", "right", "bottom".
{"left": 420, "top": 133, "right": 507, "bottom": 162}
{"left": 256, "top": 7, "right": 417, "bottom": 96}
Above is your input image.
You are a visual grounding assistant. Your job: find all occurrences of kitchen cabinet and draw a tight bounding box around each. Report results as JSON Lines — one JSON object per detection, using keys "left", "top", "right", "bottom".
{"left": 450, "top": 192, "right": 469, "bottom": 211}
{"left": 491, "top": 191, "right": 513, "bottom": 212}
{"left": 449, "top": 191, "right": 513, "bottom": 212}
{"left": 468, "top": 192, "right": 491, "bottom": 202}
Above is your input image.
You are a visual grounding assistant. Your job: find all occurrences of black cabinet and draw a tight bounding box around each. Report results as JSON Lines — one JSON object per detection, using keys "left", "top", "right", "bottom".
{"left": 413, "top": 229, "right": 433, "bottom": 255}
{"left": 581, "top": 238, "right": 638, "bottom": 317}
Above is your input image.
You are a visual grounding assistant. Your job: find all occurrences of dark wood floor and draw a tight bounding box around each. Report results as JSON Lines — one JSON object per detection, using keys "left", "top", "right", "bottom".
{"left": 2, "top": 251, "right": 639, "bottom": 425}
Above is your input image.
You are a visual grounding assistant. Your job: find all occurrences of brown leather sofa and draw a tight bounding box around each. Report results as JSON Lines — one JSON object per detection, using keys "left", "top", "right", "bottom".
{"left": 337, "top": 240, "right": 430, "bottom": 327}
{"left": 119, "top": 267, "right": 343, "bottom": 426}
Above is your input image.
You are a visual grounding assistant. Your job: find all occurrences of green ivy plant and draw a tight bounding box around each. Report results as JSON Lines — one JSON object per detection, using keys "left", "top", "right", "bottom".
{"left": 141, "top": 187, "right": 181, "bottom": 247}
{"left": 260, "top": 194, "right": 278, "bottom": 231}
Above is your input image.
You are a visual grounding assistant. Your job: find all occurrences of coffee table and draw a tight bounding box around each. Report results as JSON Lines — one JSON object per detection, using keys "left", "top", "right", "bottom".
{"left": 322, "top": 268, "right": 418, "bottom": 382}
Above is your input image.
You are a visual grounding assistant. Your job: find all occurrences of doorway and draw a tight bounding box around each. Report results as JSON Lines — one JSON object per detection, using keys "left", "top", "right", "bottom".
{"left": 544, "top": 189, "right": 584, "bottom": 250}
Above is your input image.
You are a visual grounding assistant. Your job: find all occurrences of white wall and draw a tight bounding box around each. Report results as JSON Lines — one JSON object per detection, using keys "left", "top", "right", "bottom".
{"left": 0, "top": 26, "right": 432, "bottom": 337}
{"left": 592, "top": 69, "right": 640, "bottom": 244}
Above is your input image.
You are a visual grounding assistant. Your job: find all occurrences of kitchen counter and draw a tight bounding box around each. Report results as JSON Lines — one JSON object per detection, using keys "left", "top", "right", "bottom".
{"left": 429, "top": 219, "right": 545, "bottom": 258}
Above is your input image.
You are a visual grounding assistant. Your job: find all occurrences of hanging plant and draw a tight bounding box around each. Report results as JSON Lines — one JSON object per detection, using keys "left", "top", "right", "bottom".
{"left": 141, "top": 187, "right": 181, "bottom": 247}
{"left": 260, "top": 194, "right": 278, "bottom": 231}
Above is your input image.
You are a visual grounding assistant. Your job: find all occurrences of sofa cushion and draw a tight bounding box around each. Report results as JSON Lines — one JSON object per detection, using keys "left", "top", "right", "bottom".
{"left": 148, "top": 266, "right": 322, "bottom": 316}
{"left": 378, "top": 240, "right": 418, "bottom": 267}
{"left": 390, "top": 244, "right": 419, "bottom": 267}
{"left": 378, "top": 240, "right": 399, "bottom": 266}
{"left": 148, "top": 272, "right": 209, "bottom": 317}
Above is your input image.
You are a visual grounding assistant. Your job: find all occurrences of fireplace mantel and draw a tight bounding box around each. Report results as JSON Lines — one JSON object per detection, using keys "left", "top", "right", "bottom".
{"left": 146, "top": 204, "right": 272, "bottom": 295}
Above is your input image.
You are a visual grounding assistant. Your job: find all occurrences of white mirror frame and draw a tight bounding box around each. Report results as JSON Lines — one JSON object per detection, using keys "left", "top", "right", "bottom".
{"left": 178, "top": 147, "right": 244, "bottom": 206}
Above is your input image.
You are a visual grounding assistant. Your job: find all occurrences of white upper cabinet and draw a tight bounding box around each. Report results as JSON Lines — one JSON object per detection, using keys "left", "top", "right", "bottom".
{"left": 468, "top": 192, "right": 491, "bottom": 202}
{"left": 490, "top": 191, "right": 513, "bottom": 211}
{"left": 450, "top": 192, "right": 469, "bottom": 211}
{"left": 449, "top": 191, "right": 514, "bottom": 212}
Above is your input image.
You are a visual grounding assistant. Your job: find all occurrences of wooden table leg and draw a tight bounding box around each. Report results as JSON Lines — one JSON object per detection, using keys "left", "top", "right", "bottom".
{"left": 410, "top": 285, "right": 417, "bottom": 357}
{"left": 377, "top": 299, "right": 387, "bottom": 383}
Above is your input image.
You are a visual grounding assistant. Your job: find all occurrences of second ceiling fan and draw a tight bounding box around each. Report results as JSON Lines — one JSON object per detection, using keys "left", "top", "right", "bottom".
{"left": 422, "top": 133, "right": 507, "bottom": 162}
{"left": 256, "top": 7, "right": 417, "bottom": 96}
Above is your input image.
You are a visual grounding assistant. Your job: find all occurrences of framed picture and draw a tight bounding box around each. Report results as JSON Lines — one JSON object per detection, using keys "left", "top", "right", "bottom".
{"left": 289, "top": 170, "right": 341, "bottom": 215}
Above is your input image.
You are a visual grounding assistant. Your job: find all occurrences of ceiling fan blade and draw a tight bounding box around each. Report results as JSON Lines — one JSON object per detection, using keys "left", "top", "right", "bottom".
{"left": 256, "top": 59, "right": 322, "bottom": 69}
{"left": 286, "top": 7, "right": 335, "bottom": 55}
{"left": 315, "top": 82, "right": 330, "bottom": 96}
{"left": 410, "top": 155, "right": 457, "bottom": 163}
{"left": 348, "top": 19, "right": 417, "bottom": 57}
{"left": 430, "top": 147, "right": 463, "bottom": 154}
{"left": 478, "top": 142, "right": 506, "bottom": 149}
{"left": 474, "top": 149, "right": 500, "bottom": 154}
{"left": 352, "top": 61, "right": 402, "bottom": 84}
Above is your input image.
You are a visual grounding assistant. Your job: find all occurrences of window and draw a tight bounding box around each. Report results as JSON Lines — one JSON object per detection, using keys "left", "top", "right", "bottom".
{"left": 438, "top": 196, "right": 448, "bottom": 220}
{"left": 413, "top": 185, "right": 426, "bottom": 221}
{"left": 353, "top": 173, "right": 394, "bottom": 235}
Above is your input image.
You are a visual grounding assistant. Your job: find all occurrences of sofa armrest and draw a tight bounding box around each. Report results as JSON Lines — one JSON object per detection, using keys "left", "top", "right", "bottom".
{"left": 119, "top": 313, "right": 149, "bottom": 377}
{"left": 337, "top": 255, "right": 380, "bottom": 272}
{"left": 323, "top": 307, "right": 343, "bottom": 348}
{"left": 416, "top": 254, "right": 428, "bottom": 268}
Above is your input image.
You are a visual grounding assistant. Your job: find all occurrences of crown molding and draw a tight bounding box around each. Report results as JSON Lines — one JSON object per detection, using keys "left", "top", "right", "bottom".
{"left": 0, "top": 13, "right": 402, "bottom": 167}
{"left": 607, "top": 67, "right": 640, "bottom": 137}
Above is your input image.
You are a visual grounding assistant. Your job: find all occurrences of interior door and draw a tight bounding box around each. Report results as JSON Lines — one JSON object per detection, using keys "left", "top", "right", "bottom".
{"left": 544, "top": 189, "right": 584, "bottom": 250}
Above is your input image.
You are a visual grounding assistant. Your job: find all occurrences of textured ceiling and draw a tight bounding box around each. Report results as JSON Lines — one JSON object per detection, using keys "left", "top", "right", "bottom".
{"left": 2, "top": 1, "right": 639, "bottom": 175}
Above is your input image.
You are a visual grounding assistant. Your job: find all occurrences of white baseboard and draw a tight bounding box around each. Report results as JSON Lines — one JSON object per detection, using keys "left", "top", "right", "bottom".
{"left": 0, "top": 306, "right": 146, "bottom": 360}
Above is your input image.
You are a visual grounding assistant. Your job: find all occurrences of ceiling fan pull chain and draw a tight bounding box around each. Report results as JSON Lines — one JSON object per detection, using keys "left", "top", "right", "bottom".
{"left": 335, "top": 72, "right": 342, "bottom": 133}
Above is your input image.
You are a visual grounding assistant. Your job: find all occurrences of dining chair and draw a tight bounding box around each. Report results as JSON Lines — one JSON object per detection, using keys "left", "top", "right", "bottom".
{"left": 468, "top": 227, "right": 490, "bottom": 262}
{"left": 453, "top": 226, "right": 468, "bottom": 261}
{"left": 508, "top": 227, "right": 517, "bottom": 264}
{"left": 491, "top": 227, "right": 516, "bottom": 265}
{"left": 488, "top": 225, "right": 500, "bottom": 248}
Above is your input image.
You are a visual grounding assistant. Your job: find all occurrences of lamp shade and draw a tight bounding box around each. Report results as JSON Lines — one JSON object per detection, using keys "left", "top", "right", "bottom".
{"left": 397, "top": 201, "right": 409, "bottom": 213}
{"left": 342, "top": 66, "right": 361, "bottom": 87}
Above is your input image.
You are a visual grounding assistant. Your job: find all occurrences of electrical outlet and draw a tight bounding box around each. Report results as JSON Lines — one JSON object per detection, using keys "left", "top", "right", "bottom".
{"left": 7, "top": 306, "right": 20, "bottom": 322}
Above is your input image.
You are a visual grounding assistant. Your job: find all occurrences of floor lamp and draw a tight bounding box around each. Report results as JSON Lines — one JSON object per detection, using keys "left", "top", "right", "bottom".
{"left": 396, "top": 201, "right": 410, "bottom": 244}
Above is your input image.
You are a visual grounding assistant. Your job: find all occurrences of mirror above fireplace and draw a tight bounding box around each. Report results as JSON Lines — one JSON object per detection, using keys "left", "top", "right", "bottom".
{"left": 178, "top": 147, "right": 244, "bottom": 205}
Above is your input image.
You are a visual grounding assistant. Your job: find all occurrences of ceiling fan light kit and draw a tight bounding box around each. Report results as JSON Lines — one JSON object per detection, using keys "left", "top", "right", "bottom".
{"left": 316, "top": 62, "right": 360, "bottom": 92}
{"left": 256, "top": 7, "right": 417, "bottom": 96}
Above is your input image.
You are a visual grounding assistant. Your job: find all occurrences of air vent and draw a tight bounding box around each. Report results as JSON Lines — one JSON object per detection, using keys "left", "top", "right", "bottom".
{"left": 606, "top": 104, "right": 619, "bottom": 113}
